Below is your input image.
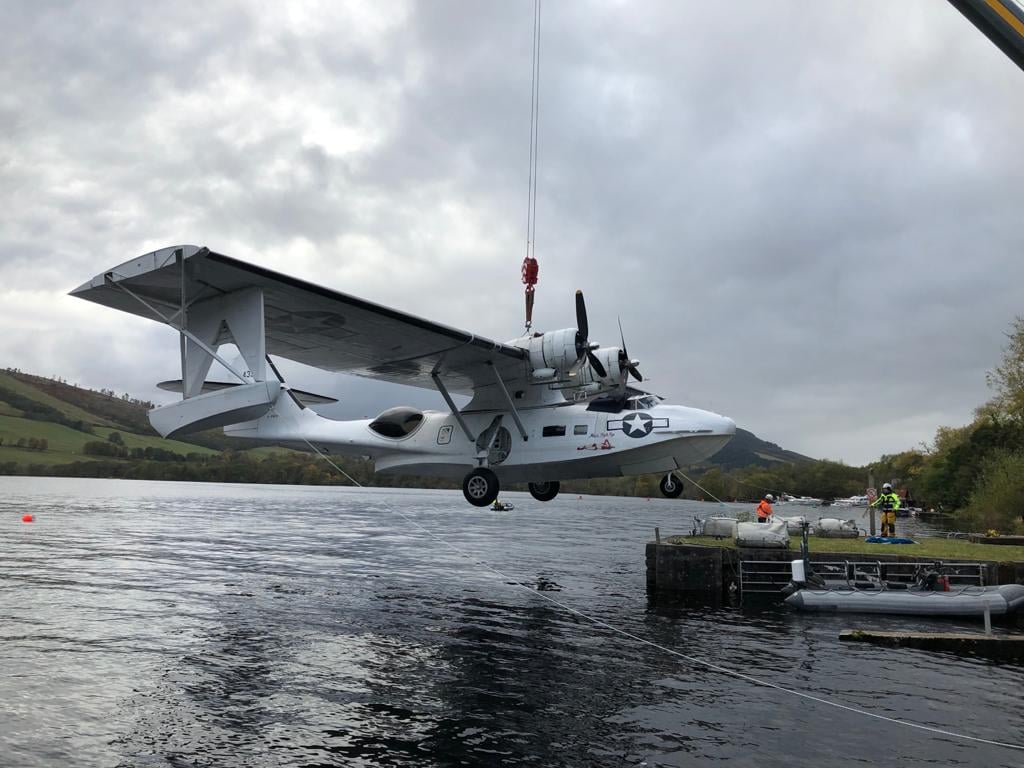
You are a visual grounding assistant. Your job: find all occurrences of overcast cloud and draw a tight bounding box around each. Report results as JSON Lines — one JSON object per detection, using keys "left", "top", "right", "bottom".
{"left": 2, "top": 1, "right": 1022, "bottom": 465}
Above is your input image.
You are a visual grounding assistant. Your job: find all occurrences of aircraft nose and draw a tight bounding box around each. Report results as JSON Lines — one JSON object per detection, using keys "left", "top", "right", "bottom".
{"left": 701, "top": 411, "right": 735, "bottom": 435}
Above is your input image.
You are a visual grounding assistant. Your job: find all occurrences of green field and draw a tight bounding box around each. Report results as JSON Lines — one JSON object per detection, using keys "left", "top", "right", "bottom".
{"left": 677, "top": 535, "right": 1024, "bottom": 563}
{"left": 242, "top": 446, "right": 303, "bottom": 458}
{"left": 93, "top": 426, "right": 218, "bottom": 456}
{"left": 0, "top": 445, "right": 101, "bottom": 467}
{"left": 0, "top": 415, "right": 102, "bottom": 454}
{"left": 0, "top": 400, "right": 22, "bottom": 417}
{"left": 0, "top": 372, "right": 115, "bottom": 428}
{"left": 0, "top": 414, "right": 218, "bottom": 466}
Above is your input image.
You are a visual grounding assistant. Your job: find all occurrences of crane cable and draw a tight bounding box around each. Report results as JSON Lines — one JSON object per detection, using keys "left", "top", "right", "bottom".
{"left": 301, "top": 440, "right": 1023, "bottom": 753}
{"left": 522, "top": 0, "right": 542, "bottom": 331}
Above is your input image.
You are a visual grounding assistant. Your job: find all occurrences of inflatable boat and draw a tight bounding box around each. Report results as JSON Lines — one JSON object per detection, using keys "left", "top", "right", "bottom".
{"left": 785, "top": 583, "right": 1024, "bottom": 616}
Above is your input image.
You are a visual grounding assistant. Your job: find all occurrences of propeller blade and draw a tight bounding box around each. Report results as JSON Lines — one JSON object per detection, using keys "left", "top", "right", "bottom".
{"left": 575, "top": 290, "right": 589, "bottom": 341}
{"left": 616, "top": 318, "right": 642, "bottom": 382}
{"left": 586, "top": 349, "right": 607, "bottom": 378}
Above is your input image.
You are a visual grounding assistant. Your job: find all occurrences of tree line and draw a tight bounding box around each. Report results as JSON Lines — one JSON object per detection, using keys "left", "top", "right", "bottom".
{"left": 685, "top": 318, "right": 1024, "bottom": 534}
{"left": 0, "top": 436, "right": 49, "bottom": 451}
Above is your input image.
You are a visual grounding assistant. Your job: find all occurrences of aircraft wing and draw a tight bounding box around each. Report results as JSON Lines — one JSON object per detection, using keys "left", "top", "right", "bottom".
{"left": 70, "top": 245, "right": 529, "bottom": 395}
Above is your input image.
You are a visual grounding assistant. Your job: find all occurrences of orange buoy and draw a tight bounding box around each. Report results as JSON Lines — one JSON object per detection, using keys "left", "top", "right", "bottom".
{"left": 21, "top": 514, "right": 34, "bottom": 523}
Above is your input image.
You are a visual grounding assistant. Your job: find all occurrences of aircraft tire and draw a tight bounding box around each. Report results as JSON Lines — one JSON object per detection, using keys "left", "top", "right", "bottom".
{"left": 659, "top": 473, "right": 684, "bottom": 498}
{"left": 528, "top": 481, "right": 560, "bottom": 502}
{"left": 463, "top": 468, "right": 500, "bottom": 507}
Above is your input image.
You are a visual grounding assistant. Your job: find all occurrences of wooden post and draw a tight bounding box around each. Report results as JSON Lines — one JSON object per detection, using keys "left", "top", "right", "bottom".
{"left": 655, "top": 527, "right": 661, "bottom": 544}
{"left": 867, "top": 472, "right": 876, "bottom": 537}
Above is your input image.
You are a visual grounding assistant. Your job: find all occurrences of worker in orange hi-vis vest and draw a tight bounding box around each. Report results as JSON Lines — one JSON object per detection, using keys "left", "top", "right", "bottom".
{"left": 756, "top": 494, "right": 775, "bottom": 523}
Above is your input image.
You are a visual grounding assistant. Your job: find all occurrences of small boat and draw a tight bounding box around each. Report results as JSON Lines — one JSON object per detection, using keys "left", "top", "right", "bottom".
{"left": 783, "top": 556, "right": 1024, "bottom": 616}
{"left": 831, "top": 495, "right": 869, "bottom": 507}
{"left": 786, "top": 583, "right": 1024, "bottom": 616}
{"left": 490, "top": 500, "right": 514, "bottom": 511}
{"left": 779, "top": 494, "right": 823, "bottom": 506}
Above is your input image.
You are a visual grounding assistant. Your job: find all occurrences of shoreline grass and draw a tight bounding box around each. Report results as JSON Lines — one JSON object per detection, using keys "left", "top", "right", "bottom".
{"left": 673, "top": 535, "right": 1024, "bottom": 563}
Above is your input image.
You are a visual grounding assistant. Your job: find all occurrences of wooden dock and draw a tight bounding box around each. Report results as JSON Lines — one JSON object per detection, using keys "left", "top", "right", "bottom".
{"left": 840, "top": 630, "right": 1024, "bottom": 660}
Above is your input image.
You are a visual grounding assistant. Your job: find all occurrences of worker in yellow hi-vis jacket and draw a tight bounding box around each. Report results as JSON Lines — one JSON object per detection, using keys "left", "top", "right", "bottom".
{"left": 870, "top": 483, "right": 901, "bottom": 537}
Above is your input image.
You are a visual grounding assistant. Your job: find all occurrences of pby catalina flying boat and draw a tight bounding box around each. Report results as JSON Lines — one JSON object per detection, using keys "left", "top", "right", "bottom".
{"left": 71, "top": 245, "right": 735, "bottom": 506}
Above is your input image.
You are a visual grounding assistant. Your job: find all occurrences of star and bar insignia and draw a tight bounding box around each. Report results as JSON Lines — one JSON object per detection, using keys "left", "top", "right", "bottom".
{"left": 607, "top": 412, "right": 668, "bottom": 438}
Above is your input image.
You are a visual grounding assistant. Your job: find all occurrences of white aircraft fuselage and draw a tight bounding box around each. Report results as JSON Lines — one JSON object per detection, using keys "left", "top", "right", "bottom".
{"left": 226, "top": 388, "right": 736, "bottom": 484}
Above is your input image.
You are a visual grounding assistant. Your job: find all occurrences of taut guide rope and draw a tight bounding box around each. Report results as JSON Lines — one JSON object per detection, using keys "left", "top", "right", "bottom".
{"left": 302, "top": 440, "right": 1024, "bottom": 753}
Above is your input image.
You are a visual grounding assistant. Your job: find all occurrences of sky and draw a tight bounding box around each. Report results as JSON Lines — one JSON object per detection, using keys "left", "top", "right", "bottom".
{"left": 1, "top": 1, "right": 1022, "bottom": 465}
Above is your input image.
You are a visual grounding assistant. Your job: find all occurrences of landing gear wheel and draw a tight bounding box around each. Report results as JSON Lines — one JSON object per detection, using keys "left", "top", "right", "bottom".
{"left": 659, "top": 473, "right": 683, "bottom": 498}
{"left": 463, "top": 468, "right": 500, "bottom": 507}
{"left": 528, "top": 481, "right": 560, "bottom": 502}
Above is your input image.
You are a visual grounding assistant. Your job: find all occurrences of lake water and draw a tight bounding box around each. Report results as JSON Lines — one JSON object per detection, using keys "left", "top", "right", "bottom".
{"left": 1, "top": 477, "right": 1021, "bottom": 767}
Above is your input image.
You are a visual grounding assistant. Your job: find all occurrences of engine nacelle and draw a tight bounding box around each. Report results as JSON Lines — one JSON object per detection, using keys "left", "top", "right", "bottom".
{"left": 525, "top": 328, "right": 583, "bottom": 378}
{"left": 577, "top": 346, "right": 624, "bottom": 388}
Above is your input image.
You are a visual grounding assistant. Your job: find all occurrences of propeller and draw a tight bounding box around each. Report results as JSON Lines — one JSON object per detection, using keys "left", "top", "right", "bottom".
{"left": 617, "top": 317, "right": 643, "bottom": 382}
{"left": 575, "top": 290, "right": 607, "bottom": 378}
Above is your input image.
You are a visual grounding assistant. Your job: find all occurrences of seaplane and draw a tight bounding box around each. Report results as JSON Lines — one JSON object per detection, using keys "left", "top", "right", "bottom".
{"left": 71, "top": 245, "right": 735, "bottom": 506}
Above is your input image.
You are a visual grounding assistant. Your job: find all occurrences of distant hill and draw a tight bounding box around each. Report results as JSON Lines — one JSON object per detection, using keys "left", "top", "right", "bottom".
{"left": 707, "top": 428, "right": 814, "bottom": 470}
{"left": 0, "top": 368, "right": 811, "bottom": 479}
{"left": 0, "top": 369, "right": 222, "bottom": 468}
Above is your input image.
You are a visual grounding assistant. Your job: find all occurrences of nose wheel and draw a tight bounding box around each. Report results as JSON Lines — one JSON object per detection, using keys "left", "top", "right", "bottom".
{"left": 659, "top": 473, "right": 684, "bottom": 498}
{"left": 528, "top": 481, "right": 560, "bottom": 502}
{"left": 463, "top": 468, "right": 500, "bottom": 507}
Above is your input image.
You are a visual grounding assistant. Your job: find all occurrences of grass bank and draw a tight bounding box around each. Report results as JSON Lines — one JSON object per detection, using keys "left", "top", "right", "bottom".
{"left": 673, "top": 535, "right": 1024, "bottom": 563}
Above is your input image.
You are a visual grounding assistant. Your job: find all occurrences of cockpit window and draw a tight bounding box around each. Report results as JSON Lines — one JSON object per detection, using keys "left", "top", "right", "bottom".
{"left": 369, "top": 407, "right": 424, "bottom": 438}
{"left": 586, "top": 396, "right": 625, "bottom": 414}
{"left": 587, "top": 394, "right": 658, "bottom": 413}
{"left": 627, "top": 395, "right": 658, "bottom": 410}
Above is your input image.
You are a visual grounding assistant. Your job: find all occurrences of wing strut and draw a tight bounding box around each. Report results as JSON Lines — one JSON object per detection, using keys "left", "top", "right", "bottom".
{"left": 489, "top": 363, "right": 529, "bottom": 441}
{"left": 431, "top": 367, "right": 476, "bottom": 443}
{"left": 102, "top": 272, "right": 250, "bottom": 387}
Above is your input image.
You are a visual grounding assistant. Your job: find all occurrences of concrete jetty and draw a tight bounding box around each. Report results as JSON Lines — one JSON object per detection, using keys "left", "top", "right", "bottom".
{"left": 646, "top": 539, "right": 1024, "bottom": 599}
{"left": 840, "top": 630, "right": 1024, "bottom": 660}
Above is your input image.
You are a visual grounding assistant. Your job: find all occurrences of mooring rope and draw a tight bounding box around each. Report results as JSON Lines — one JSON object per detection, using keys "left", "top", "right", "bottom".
{"left": 302, "top": 441, "right": 1023, "bottom": 753}
{"left": 672, "top": 468, "right": 728, "bottom": 505}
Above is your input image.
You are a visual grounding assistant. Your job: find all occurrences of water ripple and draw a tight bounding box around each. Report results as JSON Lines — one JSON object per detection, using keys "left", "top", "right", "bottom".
{"left": 1, "top": 477, "right": 1022, "bottom": 767}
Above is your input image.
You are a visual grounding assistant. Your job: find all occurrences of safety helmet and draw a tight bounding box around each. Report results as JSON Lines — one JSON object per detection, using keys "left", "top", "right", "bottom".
{"left": 766, "top": 494, "right": 775, "bottom": 502}
{"left": 882, "top": 483, "right": 892, "bottom": 491}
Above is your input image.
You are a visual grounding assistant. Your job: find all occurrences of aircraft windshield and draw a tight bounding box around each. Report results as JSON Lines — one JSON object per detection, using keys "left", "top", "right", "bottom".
{"left": 626, "top": 395, "right": 658, "bottom": 410}
{"left": 586, "top": 394, "right": 658, "bottom": 414}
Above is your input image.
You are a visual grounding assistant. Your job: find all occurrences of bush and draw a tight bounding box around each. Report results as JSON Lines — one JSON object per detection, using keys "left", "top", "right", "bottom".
{"left": 958, "top": 450, "right": 1024, "bottom": 534}
{"left": 83, "top": 440, "right": 128, "bottom": 459}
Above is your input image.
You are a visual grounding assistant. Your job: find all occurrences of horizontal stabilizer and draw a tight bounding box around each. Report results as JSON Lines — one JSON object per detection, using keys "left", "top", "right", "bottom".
{"left": 157, "top": 380, "right": 338, "bottom": 405}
